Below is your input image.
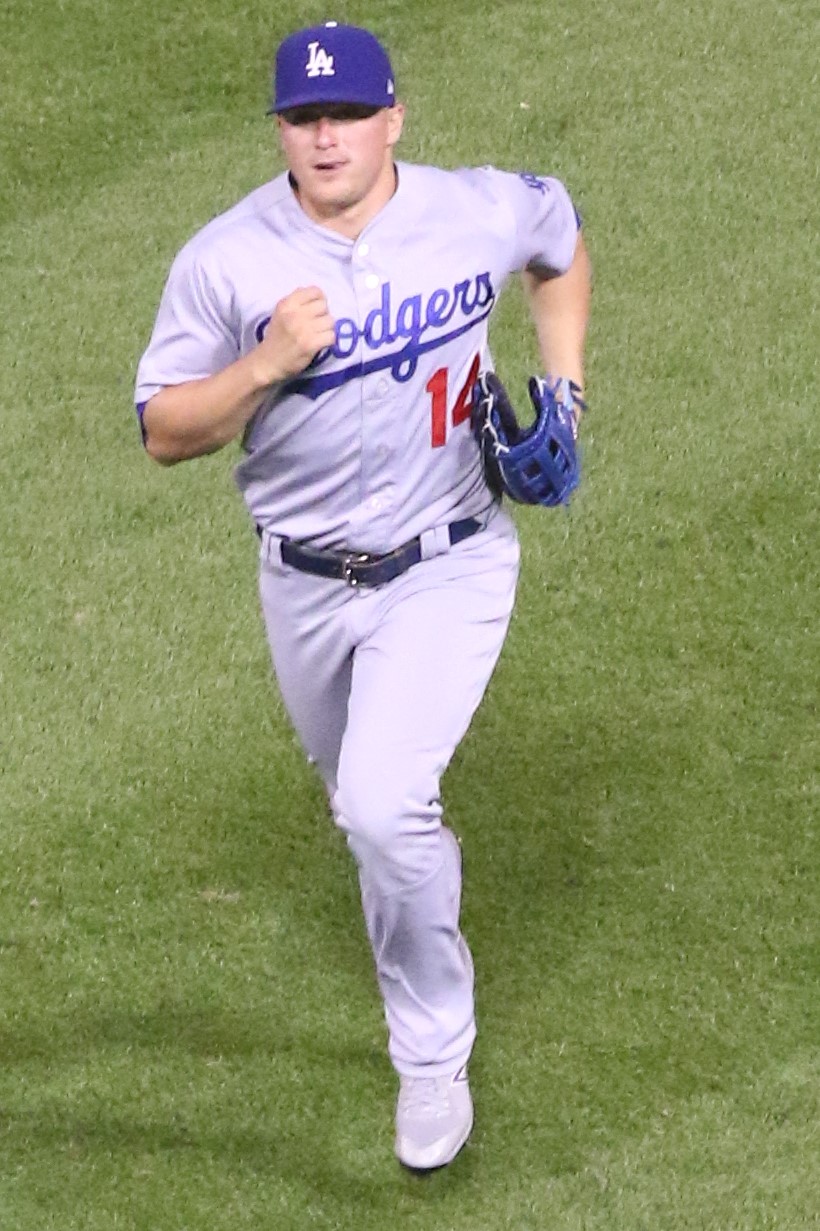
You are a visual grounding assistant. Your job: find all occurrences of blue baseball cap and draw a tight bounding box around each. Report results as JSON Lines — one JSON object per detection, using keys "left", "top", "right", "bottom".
{"left": 270, "top": 22, "right": 396, "bottom": 114}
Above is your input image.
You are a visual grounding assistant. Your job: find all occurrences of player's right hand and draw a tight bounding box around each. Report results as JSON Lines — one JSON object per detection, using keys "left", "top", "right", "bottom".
{"left": 254, "top": 286, "right": 336, "bottom": 385}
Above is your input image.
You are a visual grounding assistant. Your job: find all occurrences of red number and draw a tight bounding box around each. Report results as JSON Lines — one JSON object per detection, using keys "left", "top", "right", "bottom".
{"left": 426, "top": 354, "right": 480, "bottom": 448}
{"left": 452, "top": 354, "right": 480, "bottom": 428}
{"left": 426, "top": 367, "right": 449, "bottom": 448}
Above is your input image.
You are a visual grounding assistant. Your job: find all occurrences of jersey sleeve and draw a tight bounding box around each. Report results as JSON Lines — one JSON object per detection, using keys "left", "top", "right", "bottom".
{"left": 475, "top": 167, "right": 581, "bottom": 277}
{"left": 134, "top": 241, "right": 240, "bottom": 408}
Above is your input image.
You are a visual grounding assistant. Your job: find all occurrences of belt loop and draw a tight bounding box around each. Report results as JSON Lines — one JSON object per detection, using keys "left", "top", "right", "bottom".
{"left": 419, "top": 524, "right": 453, "bottom": 561}
{"left": 259, "top": 527, "right": 284, "bottom": 567}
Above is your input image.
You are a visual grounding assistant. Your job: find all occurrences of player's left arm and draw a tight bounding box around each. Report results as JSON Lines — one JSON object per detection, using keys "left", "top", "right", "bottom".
{"left": 523, "top": 230, "right": 591, "bottom": 425}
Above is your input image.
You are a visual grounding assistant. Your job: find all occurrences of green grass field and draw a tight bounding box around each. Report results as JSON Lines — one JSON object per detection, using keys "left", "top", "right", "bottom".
{"left": 1, "top": 0, "right": 817, "bottom": 1227}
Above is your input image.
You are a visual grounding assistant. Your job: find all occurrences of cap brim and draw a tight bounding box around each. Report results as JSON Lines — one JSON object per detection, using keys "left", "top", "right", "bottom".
{"left": 268, "top": 91, "right": 392, "bottom": 115}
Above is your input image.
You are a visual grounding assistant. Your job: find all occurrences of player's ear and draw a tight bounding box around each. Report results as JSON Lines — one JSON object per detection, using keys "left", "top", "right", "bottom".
{"left": 386, "top": 102, "right": 405, "bottom": 148}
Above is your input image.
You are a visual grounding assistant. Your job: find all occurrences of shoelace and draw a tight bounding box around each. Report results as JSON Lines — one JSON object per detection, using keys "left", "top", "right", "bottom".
{"left": 399, "top": 1077, "right": 451, "bottom": 1120}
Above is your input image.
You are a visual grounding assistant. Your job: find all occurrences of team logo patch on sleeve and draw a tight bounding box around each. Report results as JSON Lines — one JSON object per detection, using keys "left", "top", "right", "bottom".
{"left": 518, "top": 172, "right": 548, "bottom": 195}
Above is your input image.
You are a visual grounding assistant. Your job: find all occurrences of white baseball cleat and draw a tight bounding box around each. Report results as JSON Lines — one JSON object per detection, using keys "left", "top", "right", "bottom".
{"left": 395, "top": 1066, "right": 474, "bottom": 1171}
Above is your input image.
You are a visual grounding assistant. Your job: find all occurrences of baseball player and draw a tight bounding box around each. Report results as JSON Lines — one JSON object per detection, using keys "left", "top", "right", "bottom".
{"left": 135, "top": 21, "right": 590, "bottom": 1171}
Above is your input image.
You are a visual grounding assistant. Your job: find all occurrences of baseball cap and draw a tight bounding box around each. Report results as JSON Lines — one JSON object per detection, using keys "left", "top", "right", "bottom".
{"left": 269, "top": 21, "right": 396, "bottom": 114}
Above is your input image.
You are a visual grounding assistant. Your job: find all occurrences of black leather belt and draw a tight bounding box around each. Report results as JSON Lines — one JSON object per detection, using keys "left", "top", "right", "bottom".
{"left": 259, "top": 517, "right": 483, "bottom": 588}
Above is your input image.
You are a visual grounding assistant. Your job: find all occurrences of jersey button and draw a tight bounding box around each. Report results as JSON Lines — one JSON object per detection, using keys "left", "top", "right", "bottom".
{"left": 364, "top": 273, "right": 380, "bottom": 289}
{"left": 358, "top": 242, "right": 370, "bottom": 258}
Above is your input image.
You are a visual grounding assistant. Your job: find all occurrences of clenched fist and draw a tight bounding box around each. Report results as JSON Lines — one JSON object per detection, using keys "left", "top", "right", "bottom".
{"left": 254, "top": 286, "right": 336, "bottom": 384}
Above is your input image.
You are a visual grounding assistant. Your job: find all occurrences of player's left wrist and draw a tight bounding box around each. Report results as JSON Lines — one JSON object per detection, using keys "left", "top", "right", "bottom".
{"left": 543, "top": 372, "right": 585, "bottom": 407}
{"left": 538, "top": 373, "right": 586, "bottom": 440}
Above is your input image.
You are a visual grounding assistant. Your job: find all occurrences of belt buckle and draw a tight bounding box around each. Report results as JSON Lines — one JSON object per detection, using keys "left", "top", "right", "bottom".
{"left": 342, "top": 552, "right": 372, "bottom": 587}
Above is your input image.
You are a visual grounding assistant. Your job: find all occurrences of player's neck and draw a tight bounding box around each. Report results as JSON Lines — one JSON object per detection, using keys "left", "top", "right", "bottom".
{"left": 292, "top": 163, "right": 399, "bottom": 241}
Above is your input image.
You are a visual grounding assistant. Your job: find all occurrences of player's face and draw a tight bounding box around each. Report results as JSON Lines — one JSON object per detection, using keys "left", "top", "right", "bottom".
{"left": 277, "top": 102, "right": 405, "bottom": 235}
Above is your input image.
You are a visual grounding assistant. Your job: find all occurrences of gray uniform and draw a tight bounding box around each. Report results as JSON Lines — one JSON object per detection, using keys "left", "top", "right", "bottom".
{"left": 136, "top": 160, "right": 579, "bottom": 1077}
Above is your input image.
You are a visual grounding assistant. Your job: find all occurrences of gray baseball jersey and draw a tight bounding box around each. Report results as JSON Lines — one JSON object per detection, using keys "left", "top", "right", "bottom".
{"left": 135, "top": 161, "right": 579, "bottom": 553}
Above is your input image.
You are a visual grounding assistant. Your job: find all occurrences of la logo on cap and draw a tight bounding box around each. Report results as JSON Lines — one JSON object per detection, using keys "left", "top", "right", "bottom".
{"left": 305, "top": 41, "right": 335, "bottom": 77}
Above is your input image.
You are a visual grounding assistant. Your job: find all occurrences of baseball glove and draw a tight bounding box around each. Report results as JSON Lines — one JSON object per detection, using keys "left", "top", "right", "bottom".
{"left": 471, "top": 372, "right": 586, "bottom": 506}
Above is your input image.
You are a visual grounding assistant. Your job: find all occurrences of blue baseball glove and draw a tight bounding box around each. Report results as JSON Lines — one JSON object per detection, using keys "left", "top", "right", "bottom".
{"left": 471, "top": 372, "right": 586, "bottom": 506}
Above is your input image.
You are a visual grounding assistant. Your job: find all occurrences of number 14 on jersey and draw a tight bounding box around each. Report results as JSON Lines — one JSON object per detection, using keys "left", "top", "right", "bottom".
{"left": 426, "top": 354, "right": 480, "bottom": 448}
